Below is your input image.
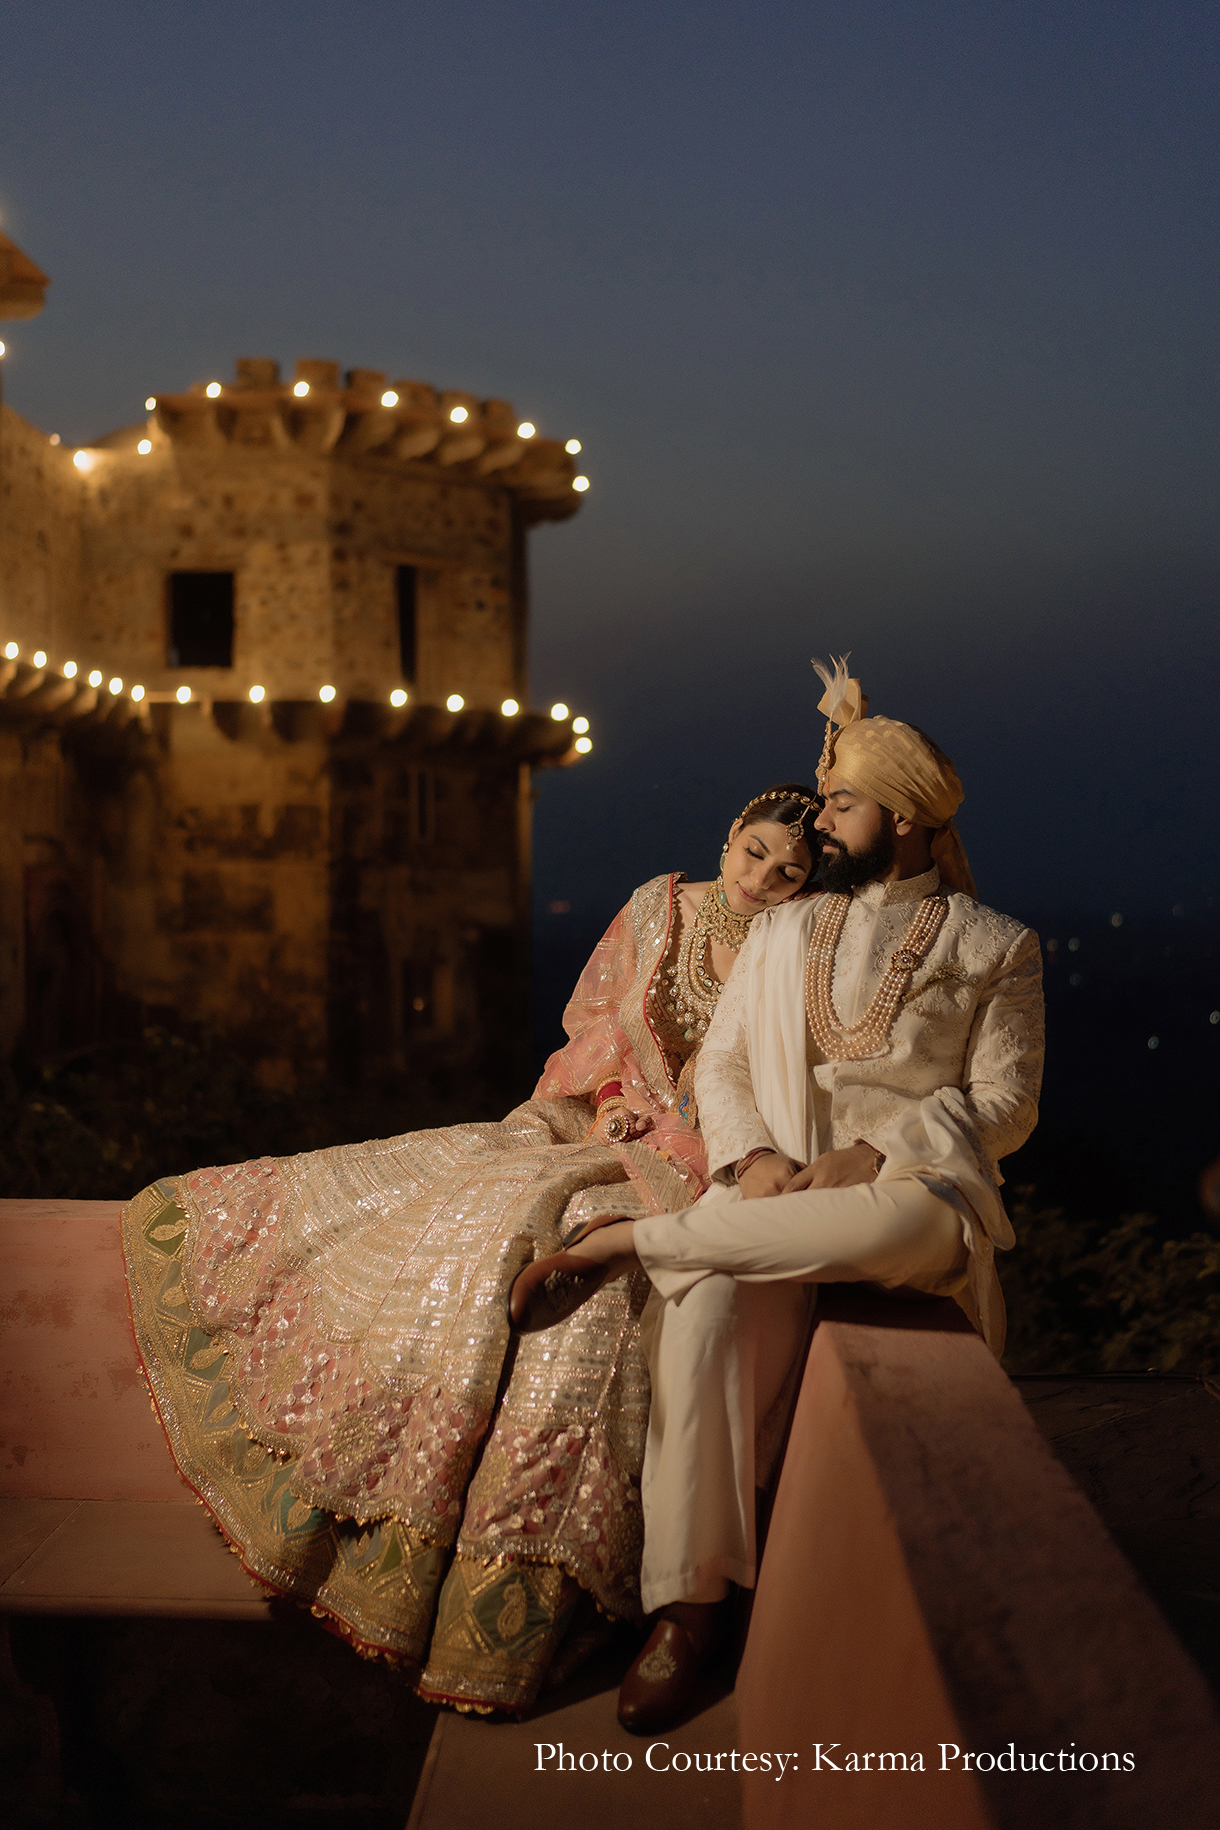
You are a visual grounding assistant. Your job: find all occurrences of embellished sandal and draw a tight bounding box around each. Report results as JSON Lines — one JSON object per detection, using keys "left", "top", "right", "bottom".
{"left": 562, "top": 1211, "right": 631, "bottom": 1249}
{"left": 508, "top": 1249, "right": 614, "bottom": 1333}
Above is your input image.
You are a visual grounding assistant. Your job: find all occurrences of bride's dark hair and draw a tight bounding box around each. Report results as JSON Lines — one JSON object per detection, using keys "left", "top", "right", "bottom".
{"left": 738, "top": 781, "right": 823, "bottom": 861}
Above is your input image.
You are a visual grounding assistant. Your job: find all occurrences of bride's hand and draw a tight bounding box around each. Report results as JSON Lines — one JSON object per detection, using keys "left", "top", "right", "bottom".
{"left": 590, "top": 1105, "right": 654, "bottom": 1145}
{"left": 738, "top": 1153, "right": 803, "bottom": 1199}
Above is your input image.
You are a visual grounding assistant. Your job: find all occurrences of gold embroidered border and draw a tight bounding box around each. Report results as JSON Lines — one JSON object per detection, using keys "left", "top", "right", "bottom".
{"left": 417, "top": 1554, "right": 581, "bottom": 1715}
{"left": 123, "top": 1179, "right": 645, "bottom": 1707}
{"left": 620, "top": 873, "right": 679, "bottom": 1108}
{"left": 122, "top": 1180, "right": 446, "bottom": 1665}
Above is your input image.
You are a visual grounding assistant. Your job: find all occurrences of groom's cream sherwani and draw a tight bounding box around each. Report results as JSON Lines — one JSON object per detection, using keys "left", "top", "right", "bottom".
{"left": 630, "top": 867, "right": 1044, "bottom": 1612}
{"left": 689, "top": 865, "right": 1045, "bottom": 1348}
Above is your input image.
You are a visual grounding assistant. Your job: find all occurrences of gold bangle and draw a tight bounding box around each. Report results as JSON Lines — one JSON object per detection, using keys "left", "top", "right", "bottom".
{"left": 856, "top": 1139, "right": 885, "bottom": 1177}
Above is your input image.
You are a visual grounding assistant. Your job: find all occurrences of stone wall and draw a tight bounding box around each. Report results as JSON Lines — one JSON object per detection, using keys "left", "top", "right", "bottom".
{"left": 0, "top": 359, "right": 583, "bottom": 1095}
{"left": 0, "top": 407, "right": 82, "bottom": 661}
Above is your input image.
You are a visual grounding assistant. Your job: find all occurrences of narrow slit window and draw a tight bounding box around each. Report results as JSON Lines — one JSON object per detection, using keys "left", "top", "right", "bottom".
{"left": 411, "top": 768, "right": 434, "bottom": 844}
{"left": 397, "top": 566, "right": 417, "bottom": 685}
{"left": 168, "top": 572, "right": 235, "bottom": 668}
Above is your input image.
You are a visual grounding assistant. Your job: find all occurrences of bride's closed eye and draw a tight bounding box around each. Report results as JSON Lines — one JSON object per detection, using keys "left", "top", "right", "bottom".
{"left": 747, "top": 843, "right": 800, "bottom": 883}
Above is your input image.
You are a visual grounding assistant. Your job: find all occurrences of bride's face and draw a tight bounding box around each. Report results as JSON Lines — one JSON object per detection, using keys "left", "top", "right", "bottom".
{"left": 722, "top": 819, "right": 813, "bottom": 914}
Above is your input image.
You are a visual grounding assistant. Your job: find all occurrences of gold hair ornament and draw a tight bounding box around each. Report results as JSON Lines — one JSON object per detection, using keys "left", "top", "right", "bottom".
{"left": 736, "top": 790, "right": 823, "bottom": 852}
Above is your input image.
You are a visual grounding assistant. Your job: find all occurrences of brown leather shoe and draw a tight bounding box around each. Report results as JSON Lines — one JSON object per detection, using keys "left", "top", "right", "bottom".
{"left": 617, "top": 1619, "right": 701, "bottom": 1734}
{"left": 508, "top": 1250, "right": 612, "bottom": 1333}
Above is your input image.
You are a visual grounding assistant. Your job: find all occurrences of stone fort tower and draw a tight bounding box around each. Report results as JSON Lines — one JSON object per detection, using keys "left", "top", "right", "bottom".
{"left": 0, "top": 241, "right": 589, "bottom": 1097}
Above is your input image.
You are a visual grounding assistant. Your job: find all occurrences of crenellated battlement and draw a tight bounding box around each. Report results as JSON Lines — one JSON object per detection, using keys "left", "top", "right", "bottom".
{"left": 132, "top": 355, "right": 585, "bottom": 515}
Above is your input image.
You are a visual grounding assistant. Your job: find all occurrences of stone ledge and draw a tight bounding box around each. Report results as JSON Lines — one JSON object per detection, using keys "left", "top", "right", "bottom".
{"left": 737, "top": 1288, "right": 1220, "bottom": 1830}
{"left": 0, "top": 1499, "right": 270, "bottom": 1619}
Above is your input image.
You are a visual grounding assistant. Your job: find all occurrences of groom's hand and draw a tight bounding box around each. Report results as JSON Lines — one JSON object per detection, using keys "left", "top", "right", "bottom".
{"left": 783, "top": 1143, "right": 878, "bottom": 1191}
{"left": 738, "top": 1153, "right": 803, "bottom": 1199}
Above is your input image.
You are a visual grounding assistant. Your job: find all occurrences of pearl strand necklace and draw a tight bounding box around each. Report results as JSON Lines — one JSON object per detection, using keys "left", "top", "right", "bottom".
{"left": 805, "top": 892, "right": 948, "bottom": 1061}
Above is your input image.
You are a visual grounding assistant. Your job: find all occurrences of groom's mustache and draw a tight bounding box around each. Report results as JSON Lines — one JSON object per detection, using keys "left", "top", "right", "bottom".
{"left": 819, "top": 835, "right": 847, "bottom": 855}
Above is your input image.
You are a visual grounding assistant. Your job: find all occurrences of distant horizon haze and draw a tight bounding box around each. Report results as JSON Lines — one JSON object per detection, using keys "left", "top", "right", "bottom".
{"left": 1, "top": 0, "right": 1215, "bottom": 925}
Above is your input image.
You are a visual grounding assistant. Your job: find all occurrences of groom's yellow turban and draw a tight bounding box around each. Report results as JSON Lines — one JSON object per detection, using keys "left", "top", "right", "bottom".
{"left": 813, "top": 658, "right": 977, "bottom": 898}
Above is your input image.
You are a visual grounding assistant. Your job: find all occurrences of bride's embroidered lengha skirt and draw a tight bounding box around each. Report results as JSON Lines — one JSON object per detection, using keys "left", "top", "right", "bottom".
{"left": 122, "top": 1096, "right": 698, "bottom": 1714}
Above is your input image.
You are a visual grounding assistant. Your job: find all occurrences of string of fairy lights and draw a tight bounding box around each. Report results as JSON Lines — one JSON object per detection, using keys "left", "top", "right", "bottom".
{"left": 0, "top": 639, "right": 594, "bottom": 752}
{"left": 67, "top": 381, "right": 592, "bottom": 494}
{"left": 0, "top": 362, "right": 594, "bottom": 752}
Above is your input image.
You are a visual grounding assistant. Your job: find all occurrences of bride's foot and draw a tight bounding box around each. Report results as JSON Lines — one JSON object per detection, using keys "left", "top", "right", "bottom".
{"left": 507, "top": 1220, "right": 638, "bottom": 1333}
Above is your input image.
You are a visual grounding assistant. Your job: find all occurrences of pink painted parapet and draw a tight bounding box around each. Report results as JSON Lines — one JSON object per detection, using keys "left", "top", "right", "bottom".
{"left": 736, "top": 1289, "right": 1220, "bottom": 1830}
{"left": 0, "top": 1199, "right": 183, "bottom": 1500}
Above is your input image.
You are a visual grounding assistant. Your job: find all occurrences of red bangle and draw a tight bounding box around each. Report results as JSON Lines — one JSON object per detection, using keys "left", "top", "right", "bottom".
{"left": 595, "top": 1080, "right": 623, "bottom": 1106}
{"left": 735, "top": 1147, "right": 776, "bottom": 1182}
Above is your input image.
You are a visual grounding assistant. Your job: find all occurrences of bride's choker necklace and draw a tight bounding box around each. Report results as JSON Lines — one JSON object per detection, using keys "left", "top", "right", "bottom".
{"left": 662, "top": 878, "right": 760, "bottom": 1045}
{"left": 702, "top": 877, "right": 756, "bottom": 949}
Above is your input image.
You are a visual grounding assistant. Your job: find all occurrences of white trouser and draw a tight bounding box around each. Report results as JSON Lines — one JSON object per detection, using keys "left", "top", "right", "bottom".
{"left": 634, "top": 1176, "right": 968, "bottom": 1613}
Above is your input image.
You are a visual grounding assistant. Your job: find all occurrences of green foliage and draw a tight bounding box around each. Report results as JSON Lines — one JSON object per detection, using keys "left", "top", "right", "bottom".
{"left": 1000, "top": 1189, "right": 1220, "bottom": 1375}
{"left": 0, "top": 1027, "right": 501, "bottom": 1200}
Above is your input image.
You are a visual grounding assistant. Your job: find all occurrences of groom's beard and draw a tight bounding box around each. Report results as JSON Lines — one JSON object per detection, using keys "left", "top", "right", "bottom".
{"left": 817, "top": 824, "right": 896, "bottom": 893}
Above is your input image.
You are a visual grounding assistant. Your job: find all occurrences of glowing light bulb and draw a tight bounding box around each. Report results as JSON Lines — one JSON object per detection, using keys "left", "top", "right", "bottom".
{"left": 63, "top": 661, "right": 77, "bottom": 679}
{"left": 175, "top": 684, "right": 191, "bottom": 704}
{"left": 381, "top": 390, "right": 399, "bottom": 408}
{"left": 88, "top": 670, "right": 103, "bottom": 688}
{"left": 389, "top": 688, "right": 408, "bottom": 707}
{"left": 33, "top": 650, "right": 47, "bottom": 668}
{"left": 572, "top": 715, "right": 589, "bottom": 734}
{"left": 293, "top": 380, "right": 310, "bottom": 397}
{"left": 500, "top": 698, "right": 520, "bottom": 717}
{"left": 205, "top": 382, "right": 222, "bottom": 398}
{"left": 73, "top": 450, "right": 92, "bottom": 470}
{"left": 137, "top": 439, "right": 152, "bottom": 455}
{"left": 574, "top": 736, "right": 593, "bottom": 755}
{"left": 248, "top": 684, "right": 265, "bottom": 703}
{"left": 550, "top": 702, "right": 569, "bottom": 722}
{"left": 108, "top": 677, "right": 123, "bottom": 696}
{"left": 517, "top": 421, "right": 536, "bottom": 439}
{"left": 145, "top": 397, "right": 157, "bottom": 411}
{"left": 565, "top": 438, "right": 582, "bottom": 454}
{"left": 449, "top": 406, "right": 469, "bottom": 424}
{"left": 131, "top": 684, "right": 145, "bottom": 702}
{"left": 446, "top": 693, "right": 464, "bottom": 712}
{"left": 319, "top": 684, "right": 336, "bottom": 703}
{"left": 3, "top": 642, "right": 17, "bottom": 660}
{"left": 0, "top": 341, "right": 6, "bottom": 358}
{"left": 572, "top": 475, "right": 590, "bottom": 492}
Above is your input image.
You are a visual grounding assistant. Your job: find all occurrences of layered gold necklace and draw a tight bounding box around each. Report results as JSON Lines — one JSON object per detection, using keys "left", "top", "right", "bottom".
{"left": 661, "top": 880, "right": 755, "bottom": 1045}
{"left": 805, "top": 892, "right": 948, "bottom": 1060}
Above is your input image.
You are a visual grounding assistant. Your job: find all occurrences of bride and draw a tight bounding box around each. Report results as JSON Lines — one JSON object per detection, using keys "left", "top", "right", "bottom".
{"left": 121, "top": 783, "right": 820, "bottom": 1713}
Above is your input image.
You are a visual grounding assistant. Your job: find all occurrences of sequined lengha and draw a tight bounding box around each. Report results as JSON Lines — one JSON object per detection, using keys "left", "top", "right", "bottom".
{"left": 122, "top": 874, "right": 714, "bottom": 1714}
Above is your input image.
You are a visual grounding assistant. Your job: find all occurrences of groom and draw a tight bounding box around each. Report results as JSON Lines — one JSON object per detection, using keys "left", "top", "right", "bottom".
{"left": 511, "top": 661, "right": 1045, "bottom": 1732}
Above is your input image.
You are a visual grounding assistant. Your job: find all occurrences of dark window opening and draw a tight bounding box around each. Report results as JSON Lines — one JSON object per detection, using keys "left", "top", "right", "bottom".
{"left": 168, "top": 571, "right": 235, "bottom": 668}
{"left": 397, "top": 566, "right": 417, "bottom": 684}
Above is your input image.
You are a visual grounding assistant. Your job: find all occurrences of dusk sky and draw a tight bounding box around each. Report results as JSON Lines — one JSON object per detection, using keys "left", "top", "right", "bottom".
{"left": 3, "top": 0, "right": 1217, "bottom": 929}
